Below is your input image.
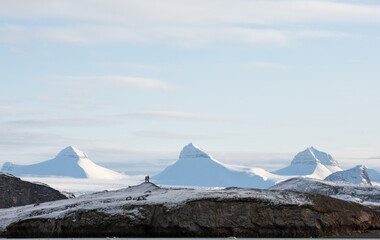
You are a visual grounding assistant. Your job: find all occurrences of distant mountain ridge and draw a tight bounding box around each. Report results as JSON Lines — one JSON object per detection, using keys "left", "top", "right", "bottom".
{"left": 2, "top": 144, "right": 380, "bottom": 189}
{"left": 1, "top": 146, "right": 125, "bottom": 180}
{"left": 153, "top": 143, "right": 380, "bottom": 188}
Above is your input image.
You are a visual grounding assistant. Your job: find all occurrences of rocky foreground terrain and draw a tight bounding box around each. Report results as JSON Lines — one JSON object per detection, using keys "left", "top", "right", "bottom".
{"left": 270, "top": 177, "right": 380, "bottom": 209}
{"left": 0, "top": 182, "right": 379, "bottom": 238}
{"left": 0, "top": 172, "right": 67, "bottom": 209}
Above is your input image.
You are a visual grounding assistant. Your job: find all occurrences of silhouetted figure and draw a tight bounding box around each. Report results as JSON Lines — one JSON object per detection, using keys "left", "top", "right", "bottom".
{"left": 145, "top": 176, "right": 149, "bottom": 183}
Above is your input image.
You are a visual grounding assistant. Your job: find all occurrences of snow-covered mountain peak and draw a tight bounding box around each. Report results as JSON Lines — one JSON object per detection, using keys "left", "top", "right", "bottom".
{"left": 179, "top": 143, "right": 211, "bottom": 159}
{"left": 56, "top": 146, "right": 88, "bottom": 159}
{"left": 272, "top": 147, "right": 341, "bottom": 178}
{"left": 291, "top": 147, "right": 339, "bottom": 167}
{"left": 291, "top": 147, "right": 320, "bottom": 165}
{"left": 1, "top": 146, "right": 125, "bottom": 180}
{"left": 325, "top": 165, "right": 372, "bottom": 186}
{"left": 153, "top": 143, "right": 280, "bottom": 188}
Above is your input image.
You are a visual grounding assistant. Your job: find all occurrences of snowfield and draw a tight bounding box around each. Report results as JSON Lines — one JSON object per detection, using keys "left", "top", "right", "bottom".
{"left": 21, "top": 175, "right": 144, "bottom": 195}
{"left": 0, "top": 182, "right": 314, "bottom": 232}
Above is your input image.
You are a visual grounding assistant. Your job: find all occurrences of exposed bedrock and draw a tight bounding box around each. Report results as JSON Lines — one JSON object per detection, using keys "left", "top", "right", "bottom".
{"left": 0, "top": 173, "right": 67, "bottom": 209}
{"left": 3, "top": 193, "right": 380, "bottom": 238}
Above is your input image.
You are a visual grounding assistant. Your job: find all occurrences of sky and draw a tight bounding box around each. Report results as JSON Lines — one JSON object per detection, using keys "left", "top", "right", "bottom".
{"left": 1, "top": 0, "right": 380, "bottom": 174}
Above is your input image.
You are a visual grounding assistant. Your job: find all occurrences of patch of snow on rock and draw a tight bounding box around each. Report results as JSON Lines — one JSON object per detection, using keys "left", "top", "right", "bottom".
{"left": 0, "top": 182, "right": 314, "bottom": 232}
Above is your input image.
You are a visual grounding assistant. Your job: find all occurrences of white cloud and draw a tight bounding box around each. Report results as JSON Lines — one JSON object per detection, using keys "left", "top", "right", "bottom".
{"left": 1, "top": 0, "right": 380, "bottom": 25}
{"left": 2, "top": 118, "right": 116, "bottom": 128}
{"left": 0, "top": 0, "right": 372, "bottom": 47}
{"left": 0, "top": 130, "right": 67, "bottom": 147}
{"left": 0, "top": 24, "right": 354, "bottom": 47}
{"left": 123, "top": 111, "right": 229, "bottom": 121}
{"left": 132, "top": 130, "right": 212, "bottom": 140}
{"left": 247, "top": 61, "right": 288, "bottom": 70}
{"left": 47, "top": 75, "right": 174, "bottom": 91}
{"left": 99, "top": 62, "right": 161, "bottom": 71}
{"left": 107, "top": 76, "right": 174, "bottom": 90}
{"left": 0, "top": 105, "right": 33, "bottom": 115}
{"left": 0, "top": 111, "right": 230, "bottom": 129}
{"left": 33, "top": 95, "right": 101, "bottom": 110}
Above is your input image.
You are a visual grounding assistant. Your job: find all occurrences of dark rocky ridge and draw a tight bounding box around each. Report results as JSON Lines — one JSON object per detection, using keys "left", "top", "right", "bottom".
{"left": 0, "top": 172, "right": 67, "bottom": 209}
{"left": 1, "top": 184, "right": 380, "bottom": 238}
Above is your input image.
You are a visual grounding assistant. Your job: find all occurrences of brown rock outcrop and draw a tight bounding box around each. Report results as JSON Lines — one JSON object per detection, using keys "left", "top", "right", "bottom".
{"left": 0, "top": 172, "right": 67, "bottom": 209}
{"left": 2, "top": 189, "right": 380, "bottom": 238}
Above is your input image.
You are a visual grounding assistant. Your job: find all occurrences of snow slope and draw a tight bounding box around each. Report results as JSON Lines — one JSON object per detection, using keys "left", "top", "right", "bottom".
{"left": 270, "top": 177, "right": 380, "bottom": 207}
{"left": 272, "top": 147, "right": 342, "bottom": 179}
{"left": 1, "top": 146, "right": 125, "bottom": 180}
{"left": 325, "top": 165, "right": 372, "bottom": 186}
{"left": 152, "top": 143, "right": 284, "bottom": 189}
{"left": 0, "top": 182, "right": 313, "bottom": 232}
{"left": 365, "top": 167, "right": 380, "bottom": 183}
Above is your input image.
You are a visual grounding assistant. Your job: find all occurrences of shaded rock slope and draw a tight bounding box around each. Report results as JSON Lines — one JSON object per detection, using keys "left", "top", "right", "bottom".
{"left": 0, "top": 172, "right": 67, "bottom": 209}
{"left": 1, "top": 182, "right": 379, "bottom": 238}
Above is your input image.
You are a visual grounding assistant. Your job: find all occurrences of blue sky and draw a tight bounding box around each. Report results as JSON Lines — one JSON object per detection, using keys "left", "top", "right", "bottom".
{"left": 1, "top": 0, "right": 380, "bottom": 173}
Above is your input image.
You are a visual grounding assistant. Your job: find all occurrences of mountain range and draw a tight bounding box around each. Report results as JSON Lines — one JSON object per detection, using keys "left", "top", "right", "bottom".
{"left": 153, "top": 143, "right": 380, "bottom": 188}
{"left": 1, "top": 144, "right": 380, "bottom": 189}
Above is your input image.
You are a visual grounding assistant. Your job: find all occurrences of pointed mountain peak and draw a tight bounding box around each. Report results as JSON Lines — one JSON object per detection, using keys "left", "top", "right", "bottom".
{"left": 308, "top": 146, "right": 317, "bottom": 151}
{"left": 179, "top": 143, "right": 211, "bottom": 159}
{"left": 291, "top": 146, "right": 339, "bottom": 167}
{"left": 354, "top": 164, "right": 365, "bottom": 170}
{"left": 56, "top": 146, "right": 88, "bottom": 159}
{"left": 291, "top": 147, "right": 320, "bottom": 165}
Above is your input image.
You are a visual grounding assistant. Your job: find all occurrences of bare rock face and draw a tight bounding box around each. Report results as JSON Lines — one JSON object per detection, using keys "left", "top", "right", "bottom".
{"left": 0, "top": 172, "right": 67, "bottom": 209}
{"left": 2, "top": 188, "right": 380, "bottom": 238}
